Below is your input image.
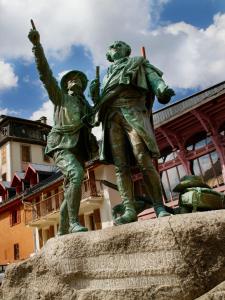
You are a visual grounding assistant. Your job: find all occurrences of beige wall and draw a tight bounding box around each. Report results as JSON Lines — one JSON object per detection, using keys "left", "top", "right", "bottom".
{"left": 94, "top": 164, "right": 121, "bottom": 228}
{"left": 0, "top": 142, "right": 11, "bottom": 181}
{"left": 8, "top": 141, "right": 53, "bottom": 180}
{"left": 0, "top": 141, "right": 53, "bottom": 181}
{"left": 10, "top": 142, "right": 21, "bottom": 178}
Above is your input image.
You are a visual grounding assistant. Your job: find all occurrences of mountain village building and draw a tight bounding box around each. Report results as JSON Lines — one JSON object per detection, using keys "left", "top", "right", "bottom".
{"left": 0, "top": 81, "right": 225, "bottom": 267}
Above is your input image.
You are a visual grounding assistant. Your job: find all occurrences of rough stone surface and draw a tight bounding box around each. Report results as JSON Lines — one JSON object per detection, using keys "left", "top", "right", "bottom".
{"left": 196, "top": 281, "right": 225, "bottom": 299}
{"left": 1, "top": 210, "right": 225, "bottom": 300}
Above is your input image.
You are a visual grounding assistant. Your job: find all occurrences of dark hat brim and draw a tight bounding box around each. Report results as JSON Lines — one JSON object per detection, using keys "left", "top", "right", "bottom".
{"left": 60, "top": 70, "right": 88, "bottom": 92}
{"left": 173, "top": 176, "right": 211, "bottom": 193}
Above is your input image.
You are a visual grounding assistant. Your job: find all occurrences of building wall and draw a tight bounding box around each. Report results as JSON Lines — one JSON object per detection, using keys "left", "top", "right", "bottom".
{"left": 0, "top": 204, "right": 34, "bottom": 265}
{"left": 0, "top": 142, "right": 11, "bottom": 181}
{"left": 9, "top": 141, "right": 53, "bottom": 178}
{"left": 94, "top": 164, "right": 121, "bottom": 228}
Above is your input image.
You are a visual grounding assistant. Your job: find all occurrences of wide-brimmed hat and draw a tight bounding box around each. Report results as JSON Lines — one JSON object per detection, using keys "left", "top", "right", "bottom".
{"left": 60, "top": 70, "right": 88, "bottom": 92}
{"left": 173, "top": 175, "right": 210, "bottom": 193}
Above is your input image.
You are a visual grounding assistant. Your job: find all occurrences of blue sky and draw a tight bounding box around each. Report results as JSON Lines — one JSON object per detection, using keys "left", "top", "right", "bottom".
{"left": 0, "top": 0, "right": 225, "bottom": 138}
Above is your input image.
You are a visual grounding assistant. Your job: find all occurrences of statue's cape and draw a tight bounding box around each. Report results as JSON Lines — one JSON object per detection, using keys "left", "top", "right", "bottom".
{"left": 101, "top": 56, "right": 163, "bottom": 97}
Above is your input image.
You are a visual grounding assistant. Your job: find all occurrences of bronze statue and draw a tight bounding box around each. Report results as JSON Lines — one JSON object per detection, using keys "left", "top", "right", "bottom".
{"left": 28, "top": 22, "right": 97, "bottom": 235}
{"left": 90, "top": 41, "right": 175, "bottom": 225}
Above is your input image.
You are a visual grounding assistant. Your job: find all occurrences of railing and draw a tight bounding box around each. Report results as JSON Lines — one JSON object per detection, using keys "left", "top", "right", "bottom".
{"left": 0, "top": 265, "right": 7, "bottom": 273}
{"left": 81, "top": 178, "right": 103, "bottom": 199}
{"left": 24, "top": 190, "right": 64, "bottom": 224}
{"left": 25, "top": 179, "right": 103, "bottom": 224}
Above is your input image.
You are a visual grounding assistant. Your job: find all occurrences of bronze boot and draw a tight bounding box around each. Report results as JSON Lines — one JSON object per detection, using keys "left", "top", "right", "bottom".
{"left": 57, "top": 199, "right": 69, "bottom": 236}
{"left": 114, "top": 200, "right": 137, "bottom": 225}
{"left": 154, "top": 204, "right": 171, "bottom": 217}
{"left": 67, "top": 184, "right": 88, "bottom": 233}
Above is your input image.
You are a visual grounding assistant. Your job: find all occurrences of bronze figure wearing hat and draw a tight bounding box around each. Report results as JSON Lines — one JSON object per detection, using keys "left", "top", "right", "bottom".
{"left": 28, "top": 26, "right": 97, "bottom": 235}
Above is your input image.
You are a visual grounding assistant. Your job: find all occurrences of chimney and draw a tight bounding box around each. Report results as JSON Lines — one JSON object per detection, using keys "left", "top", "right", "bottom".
{"left": 39, "top": 116, "right": 47, "bottom": 124}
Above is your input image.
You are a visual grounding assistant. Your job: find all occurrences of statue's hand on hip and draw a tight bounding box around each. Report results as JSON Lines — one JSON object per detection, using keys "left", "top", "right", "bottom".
{"left": 157, "top": 86, "right": 175, "bottom": 104}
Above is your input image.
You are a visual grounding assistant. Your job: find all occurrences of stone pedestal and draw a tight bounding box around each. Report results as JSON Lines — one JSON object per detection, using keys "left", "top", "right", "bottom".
{"left": 1, "top": 210, "right": 225, "bottom": 300}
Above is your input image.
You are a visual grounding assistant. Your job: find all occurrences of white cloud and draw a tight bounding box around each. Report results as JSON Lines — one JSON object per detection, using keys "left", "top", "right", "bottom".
{"left": 0, "top": 0, "right": 169, "bottom": 62}
{"left": 92, "top": 124, "right": 102, "bottom": 141}
{"left": 154, "top": 13, "right": 225, "bottom": 89}
{"left": 30, "top": 100, "right": 54, "bottom": 125}
{"left": 57, "top": 70, "right": 71, "bottom": 81}
{"left": 0, "top": 0, "right": 224, "bottom": 91}
{"left": 0, "top": 61, "right": 18, "bottom": 90}
{"left": 0, "top": 107, "right": 19, "bottom": 116}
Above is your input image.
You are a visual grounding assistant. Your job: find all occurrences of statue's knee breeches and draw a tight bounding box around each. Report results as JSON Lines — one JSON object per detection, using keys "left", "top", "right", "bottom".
{"left": 67, "top": 167, "right": 84, "bottom": 186}
{"left": 54, "top": 149, "right": 84, "bottom": 187}
{"left": 136, "top": 152, "right": 157, "bottom": 172}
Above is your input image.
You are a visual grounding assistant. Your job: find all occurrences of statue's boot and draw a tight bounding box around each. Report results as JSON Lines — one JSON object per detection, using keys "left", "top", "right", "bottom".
{"left": 141, "top": 167, "right": 171, "bottom": 218}
{"left": 114, "top": 200, "right": 137, "bottom": 225}
{"left": 69, "top": 220, "right": 88, "bottom": 233}
{"left": 57, "top": 199, "right": 69, "bottom": 236}
{"left": 154, "top": 204, "right": 171, "bottom": 218}
{"left": 67, "top": 183, "right": 88, "bottom": 233}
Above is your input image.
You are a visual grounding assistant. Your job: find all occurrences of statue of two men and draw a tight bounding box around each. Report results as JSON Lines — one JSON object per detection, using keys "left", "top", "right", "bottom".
{"left": 28, "top": 26, "right": 175, "bottom": 234}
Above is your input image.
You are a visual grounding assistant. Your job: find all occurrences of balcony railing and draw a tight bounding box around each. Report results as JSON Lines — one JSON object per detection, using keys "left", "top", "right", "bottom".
{"left": 25, "top": 178, "right": 103, "bottom": 224}
{"left": 81, "top": 178, "right": 103, "bottom": 199}
{"left": 0, "top": 265, "right": 7, "bottom": 273}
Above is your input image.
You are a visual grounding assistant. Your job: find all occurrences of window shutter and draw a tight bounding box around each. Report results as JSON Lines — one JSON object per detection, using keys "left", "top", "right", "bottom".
{"left": 89, "top": 170, "right": 97, "bottom": 196}
{"left": 93, "top": 209, "right": 102, "bottom": 230}
{"left": 78, "top": 214, "right": 85, "bottom": 227}
{"left": 9, "top": 212, "right": 12, "bottom": 226}
{"left": 17, "top": 209, "right": 21, "bottom": 224}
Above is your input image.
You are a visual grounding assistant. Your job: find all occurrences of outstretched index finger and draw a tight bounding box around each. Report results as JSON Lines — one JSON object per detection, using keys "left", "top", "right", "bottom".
{"left": 30, "top": 19, "right": 36, "bottom": 30}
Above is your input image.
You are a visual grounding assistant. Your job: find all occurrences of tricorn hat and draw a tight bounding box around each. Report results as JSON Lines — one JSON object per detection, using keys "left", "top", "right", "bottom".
{"left": 60, "top": 70, "right": 88, "bottom": 92}
{"left": 173, "top": 175, "right": 210, "bottom": 193}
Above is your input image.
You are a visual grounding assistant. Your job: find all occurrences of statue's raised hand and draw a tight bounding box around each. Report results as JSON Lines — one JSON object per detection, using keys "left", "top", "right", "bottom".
{"left": 28, "top": 29, "right": 40, "bottom": 45}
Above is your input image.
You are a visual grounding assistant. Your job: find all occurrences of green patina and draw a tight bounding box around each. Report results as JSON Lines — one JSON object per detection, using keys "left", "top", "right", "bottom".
{"left": 28, "top": 27, "right": 98, "bottom": 235}
{"left": 90, "top": 41, "right": 175, "bottom": 225}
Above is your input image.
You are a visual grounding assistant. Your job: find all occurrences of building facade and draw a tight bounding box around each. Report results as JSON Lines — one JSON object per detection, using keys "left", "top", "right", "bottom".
{"left": 0, "top": 116, "right": 52, "bottom": 265}
{"left": 139, "top": 81, "right": 225, "bottom": 219}
{"left": 0, "top": 115, "right": 52, "bottom": 183}
{"left": 0, "top": 81, "right": 225, "bottom": 263}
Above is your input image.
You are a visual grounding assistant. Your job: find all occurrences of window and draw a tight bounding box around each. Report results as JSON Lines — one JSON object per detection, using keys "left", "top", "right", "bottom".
{"left": 1, "top": 173, "right": 6, "bottom": 181}
{"left": 14, "top": 243, "right": 20, "bottom": 260}
{"left": 38, "top": 229, "right": 43, "bottom": 248}
{"left": 44, "top": 192, "right": 53, "bottom": 213}
{"left": 42, "top": 147, "right": 50, "bottom": 163}
{"left": 158, "top": 147, "right": 177, "bottom": 164}
{"left": 1, "top": 145, "right": 6, "bottom": 164}
{"left": 190, "top": 151, "right": 223, "bottom": 188}
{"left": 89, "top": 213, "right": 95, "bottom": 230}
{"left": 93, "top": 209, "right": 102, "bottom": 230}
{"left": 161, "top": 164, "right": 186, "bottom": 202}
{"left": 21, "top": 145, "right": 31, "bottom": 162}
{"left": 186, "top": 132, "right": 211, "bottom": 151}
{"left": 10, "top": 209, "right": 21, "bottom": 226}
{"left": 54, "top": 189, "right": 60, "bottom": 210}
{"left": 35, "top": 197, "right": 41, "bottom": 218}
{"left": 48, "top": 226, "right": 55, "bottom": 239}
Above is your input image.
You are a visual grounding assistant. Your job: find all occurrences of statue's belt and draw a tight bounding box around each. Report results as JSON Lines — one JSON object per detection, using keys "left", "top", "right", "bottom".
{"left": 110, "top": 96, "right": 146, "bottom": 108}
{"left": 51, "top": 124, "right": 83, "bottom": 135}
